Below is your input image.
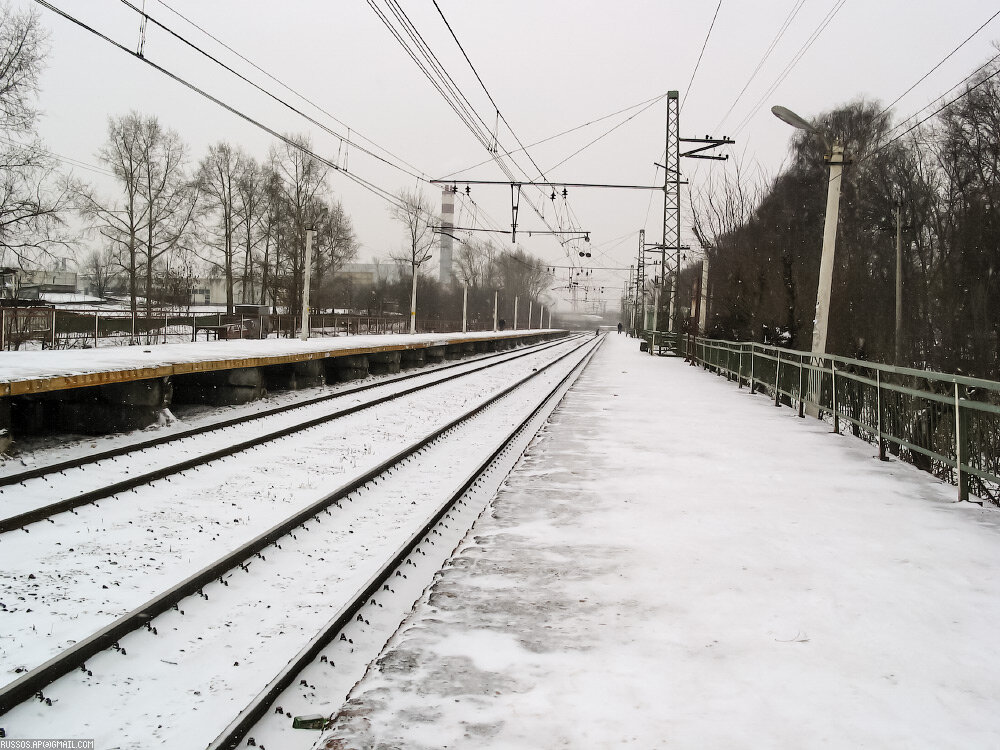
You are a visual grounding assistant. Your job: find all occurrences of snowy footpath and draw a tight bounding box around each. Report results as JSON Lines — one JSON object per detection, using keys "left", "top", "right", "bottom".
{"left": 320, "top": 332, "right": 1000, "bottom": 749}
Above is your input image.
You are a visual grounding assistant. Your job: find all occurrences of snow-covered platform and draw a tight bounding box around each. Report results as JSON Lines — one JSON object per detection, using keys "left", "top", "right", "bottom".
{"left": 322, "top": 332, "right": 1000, "bottom": 748}
{"left": 0, "top": 330, "right": 555, "bottom": 396}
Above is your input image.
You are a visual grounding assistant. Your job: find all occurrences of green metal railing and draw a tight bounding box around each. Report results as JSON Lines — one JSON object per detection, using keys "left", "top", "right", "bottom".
{"left": 648, "top": 332, "right": 1000, "bottom": 506}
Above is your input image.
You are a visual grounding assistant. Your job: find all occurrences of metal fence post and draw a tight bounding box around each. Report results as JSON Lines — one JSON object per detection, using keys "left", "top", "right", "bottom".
{"left": 94, "top": 312, "right": 99, "bottom": 347}
{"left": 774, "top": 351, "right": 782, "bottom": 407}
{"left": 50, "top": 309, "right": 56, "bottom": 348}
{"left": 749, "top": 344, "right": 756, "bottom": 393}
{"left": 797, "top": 356, "right": 805, "bottom": 418}
{"left": 831, "top": 360, "right": 840, "bottom": 434}
{"left": 955, "top": 382, "right": 968, "bottom": 502}
{"left": 877, "top": 369, "right": 886, "bottom": 460}
{"left": 1, "top": 308, "right": 5, "bottom": 350}
{"left": 192, "top": 315, "right": 196, "bottom": 342}
{"left": 738, "top": 346, "right": 744, "bottom": 389}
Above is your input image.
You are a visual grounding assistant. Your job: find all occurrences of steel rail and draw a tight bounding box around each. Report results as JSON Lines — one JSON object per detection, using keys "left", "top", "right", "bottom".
{"left": 0, "top": 336, "right": 578, "bottom": 533}
{"left": 208, "top": 335, "right": 602, "bottom": 749}
{"left": 0, "top": 334, "right": 571, "bottom": 488}
{"left": 0, "top": 335, "right": 596, "bottom": 717}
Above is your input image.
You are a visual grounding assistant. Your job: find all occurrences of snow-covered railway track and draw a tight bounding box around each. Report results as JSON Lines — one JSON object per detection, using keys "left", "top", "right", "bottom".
{"left": 0, "top": 335, "right": 577, "bottom": 533}
{"left": 0, "top": 335, "right": 599, "bottom": 747}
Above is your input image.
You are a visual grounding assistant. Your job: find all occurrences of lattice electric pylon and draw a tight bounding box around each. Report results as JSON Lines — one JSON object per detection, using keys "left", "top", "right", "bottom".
{"left": 662, "top": 91, "right": 681, "bottom": 333}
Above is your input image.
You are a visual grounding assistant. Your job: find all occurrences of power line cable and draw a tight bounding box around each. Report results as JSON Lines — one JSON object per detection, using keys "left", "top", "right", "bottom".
{"left": 731, "top": 0, "right": 847, "bottom": 137}
{"left": 877, "top": 50, "right": 1000, "bottom": 145}
{"left": 544, "top": 94, "right": 667, "bottom": 174}
{"left": 862, "top": 60, "right": 1000, "bottom": 165}
{"left": 681, "top": 0, "right": 724, "bottom": 110}
{"left": 874, "top": 8, "right": 1000, "bottom": 121}
{"left": 714, "top": 0, "right": 806, "bottom": 131}
{"left": 439, "top": 92, "right": 669, "bottom": 179}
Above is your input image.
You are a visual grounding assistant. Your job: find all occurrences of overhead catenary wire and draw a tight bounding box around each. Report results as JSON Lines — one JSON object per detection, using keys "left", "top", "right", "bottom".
{"left": 428, "top": 0, "right": 597, "bottom": 248}
{"left": 33, "top": 0, "right": 414, "bottom": 215}
{"left": 152, "top": 0, "right": 429, "bottom": 179}
{"left": 367, "top": 0, "right": 579, "bottom": 244}
{"left": 114, "top": 0, "right": 428, "bottom": 182}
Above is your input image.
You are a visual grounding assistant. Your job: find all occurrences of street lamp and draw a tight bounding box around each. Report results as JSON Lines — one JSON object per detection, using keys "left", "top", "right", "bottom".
{"left": 771, "top": 105, "right": 848, "bottom": 417}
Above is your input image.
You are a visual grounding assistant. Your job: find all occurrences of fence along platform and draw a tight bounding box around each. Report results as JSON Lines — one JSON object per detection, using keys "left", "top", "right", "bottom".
{"left": 641, "top": 331, "right": 1000, "bottom": 506}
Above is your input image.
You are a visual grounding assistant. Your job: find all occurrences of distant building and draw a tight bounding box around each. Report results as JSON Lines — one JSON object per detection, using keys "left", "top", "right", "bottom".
{"left": 339, "top": 262, "right": 404, "bottom": 286}
{"left": 15, "top": 269, "right": 78, "bottom": 299}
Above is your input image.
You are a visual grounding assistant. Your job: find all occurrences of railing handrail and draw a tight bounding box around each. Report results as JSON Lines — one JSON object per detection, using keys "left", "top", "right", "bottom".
{"left": 692, "top": 337, "right": 1000, "bottom": 393}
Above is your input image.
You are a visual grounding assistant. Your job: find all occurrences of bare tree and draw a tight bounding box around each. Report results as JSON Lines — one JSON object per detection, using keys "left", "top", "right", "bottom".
{"left": 76, "top": 112, "right": 148, "bottom": 317}
{"left": 197, "top": 142, "right": 248, "bottom": 313}
{"left": 81, "top": 245, "right": 118, "bottom": 297}
{"left": 311, "top": 197, "right": 358, "bottom": 311}
{"left": 390, "top": 188, "right": 435, "bottom": 333}
{"left": 0, "top": 2, "right": 69, "bottom": 267}
{"left": 138, "top": 118, "right": 196, "bottom": 319}
{"left": 78, "top": 112, "right": 195, "bottom": 323}
{"left": 235, "top": 157, "right": 269, "bottom": 306}
{"left": 269, "top": 134, "right": 328, "bottom": 328}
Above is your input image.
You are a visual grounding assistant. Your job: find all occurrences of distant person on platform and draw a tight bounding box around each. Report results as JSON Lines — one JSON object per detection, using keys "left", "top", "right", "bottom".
{"left": 498, "top": 319, "right": 506, "bottom": 331}
{"left": 617, "top": 322, "right": 623, "bottom": 334}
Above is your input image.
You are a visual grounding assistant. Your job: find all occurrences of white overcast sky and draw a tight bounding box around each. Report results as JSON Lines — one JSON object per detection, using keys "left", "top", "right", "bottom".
{"left": 18, "top": 0, "right": 1000, "bottom": 307}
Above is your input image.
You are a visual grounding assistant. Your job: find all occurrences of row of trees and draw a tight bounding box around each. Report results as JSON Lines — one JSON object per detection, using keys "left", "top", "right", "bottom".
{"left": 76, "top": 115, "right": 359, "bottom": 320}
{"left": 679, "top": 58, "right": 1000, "bottom": 380}
{"left": 379, "top": 186, "right": 552, "bottom": 328}
{"left": 0, "top": 4, "right": 554, "bottom": 330}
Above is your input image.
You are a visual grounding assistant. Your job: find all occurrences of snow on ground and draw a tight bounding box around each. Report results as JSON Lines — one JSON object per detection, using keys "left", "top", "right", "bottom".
{"left": 321, "top": 332, "right": 1000, "bottom": 749}
{"left": 0, "top": 329, "right": 551, "bottom": 386}
{"left": 0, "top": 340, "right": 580, "bottom": 679}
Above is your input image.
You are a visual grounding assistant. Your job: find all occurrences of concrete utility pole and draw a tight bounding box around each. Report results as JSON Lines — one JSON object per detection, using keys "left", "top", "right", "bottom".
{"left": 493, "top": 291, "right": 498, "bottom": 331}
{"left": 462, "top": 284, "right": 468, "bottom": 333}
{"left": 810, "top": 141, "right": 846, "bottom": 363}
{"left": 528, "top": 300, "right": 533, "bottom": 330}
{"left": 772, "top": 105, "right": 847, "bottom": 417}
{"left": 300, "top": 228, "right": 315, "bottom": 341}
{"left": 699, "top": 256, "right": 710, "bottom": 334}
{"left": 409, "top": 264, "right": 418, "bottom": 335}
{"left": 514, "top": 296, "right": 519, "bottom": 330}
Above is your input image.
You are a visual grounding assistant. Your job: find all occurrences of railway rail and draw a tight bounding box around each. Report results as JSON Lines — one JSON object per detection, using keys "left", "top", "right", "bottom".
{"left": 0, "top": 334, "right": 578, "bottom": 532}
{"left": 0, "top": 334, "right": 601, "bottom": 747}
